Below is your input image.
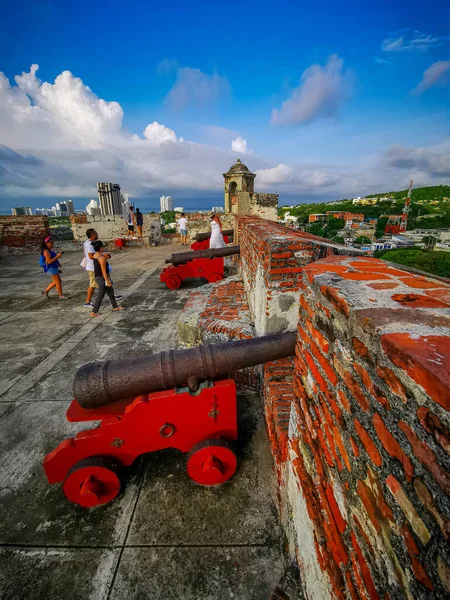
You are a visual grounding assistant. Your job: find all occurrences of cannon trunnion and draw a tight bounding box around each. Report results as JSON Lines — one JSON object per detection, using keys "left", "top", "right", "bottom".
{"left": 43, "top": 333, "right": 296, "bottom": 507}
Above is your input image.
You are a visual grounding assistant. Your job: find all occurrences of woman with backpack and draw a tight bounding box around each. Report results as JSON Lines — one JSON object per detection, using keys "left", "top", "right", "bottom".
{"left": 41, "top": 235, "right": 66, "bottom": 299}
{"left": 90, "top": 240, "right": 125, "bottom": 317}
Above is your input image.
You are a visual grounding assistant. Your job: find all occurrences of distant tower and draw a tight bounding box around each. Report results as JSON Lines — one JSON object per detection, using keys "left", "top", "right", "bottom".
{"left": 223, "top": 159, "right": 256, "bottom": 213}
{"left": 97, "top": 183, "right": 122, "bottom": 215}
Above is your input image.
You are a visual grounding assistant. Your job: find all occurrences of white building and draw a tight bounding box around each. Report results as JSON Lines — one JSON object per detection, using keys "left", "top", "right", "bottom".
{"left": 212, "top": 206, "right": 224, "bottom": 213}
{"left": 11, "top": 207, "right": 33, "bottom": 215}
{"left": 160, "top": 195, "right": 173, "bottom": 212}
{"left": 121, "top": 193, "right": 131, "bottom": 218}
{"left": 65, "top": 200, "right": 75, "bottom": 215}
{"left": 174, "top": 206, "right": 184, "bottom": 213}
{"left": 86, "top": 199, "right": 101, "bottom": 216}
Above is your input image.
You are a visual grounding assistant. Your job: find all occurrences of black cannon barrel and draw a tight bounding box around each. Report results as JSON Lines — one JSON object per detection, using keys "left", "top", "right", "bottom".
{"left": 165, "top": 245, "right": 240, "bottom": 266}
{"left": 195, "top": 229, "right": 234, "bottom": 242}
{"left": 73, "top": 332, "right": 296, "bottom": 409}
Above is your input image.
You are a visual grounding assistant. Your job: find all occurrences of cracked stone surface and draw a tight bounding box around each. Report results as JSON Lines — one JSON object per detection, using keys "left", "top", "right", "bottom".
{"left": 0, "top": 245, "right": 300, "bottom": 600}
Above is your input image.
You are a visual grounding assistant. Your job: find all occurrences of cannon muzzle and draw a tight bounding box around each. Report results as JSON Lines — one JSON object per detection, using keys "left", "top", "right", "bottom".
{"left": 195, "top": 229, "right": 234, "bottom": 242}
{"left": 165, "top": 245, "right": 240, "bottom": 266}
{"left": 73, "top": 332, "right": 296, "bottom": 409}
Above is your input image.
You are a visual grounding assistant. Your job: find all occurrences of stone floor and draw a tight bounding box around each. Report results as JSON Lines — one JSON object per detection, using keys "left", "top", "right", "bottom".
{"left": 0, "top": 245, "right": 299, "bottom": 600}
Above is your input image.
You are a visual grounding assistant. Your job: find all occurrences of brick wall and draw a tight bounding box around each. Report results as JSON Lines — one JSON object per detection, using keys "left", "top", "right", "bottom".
{"left": 281, "top": 256, "right": 450, "bottom": 599}
{"left": 234, "top": 215, "right": 363, "bottom": 336}
{"left": 0, "top": 215, "right": 49, "bottom": 247}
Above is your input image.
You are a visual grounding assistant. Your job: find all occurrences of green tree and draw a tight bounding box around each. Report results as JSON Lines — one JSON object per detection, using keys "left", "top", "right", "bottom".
{"left": 324, "top": 218, "right": 345, "bottom": 238}
{"left": 332, "top": 236, "right": 345, "bottom": 244}
{"left": 375, "top": 217, "right": 389, "bottom": 238}
{"left": 422, "top": 235, "right": 437, "bottom": 252}
{"left": 355, "top": 236, "right": 371, "bottom": 245}
{"left": 307, "top": 222, "right": 325, "bottom": 237}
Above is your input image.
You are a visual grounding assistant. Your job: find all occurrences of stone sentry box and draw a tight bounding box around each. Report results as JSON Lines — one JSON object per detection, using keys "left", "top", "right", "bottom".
{"left": 234, "top": 215, "right": 362, "bottom": 335}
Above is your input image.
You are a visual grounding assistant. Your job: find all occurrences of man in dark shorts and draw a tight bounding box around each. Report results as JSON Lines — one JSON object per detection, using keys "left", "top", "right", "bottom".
{"left": 126, "top": 206, "right": 136, "bottom": 237}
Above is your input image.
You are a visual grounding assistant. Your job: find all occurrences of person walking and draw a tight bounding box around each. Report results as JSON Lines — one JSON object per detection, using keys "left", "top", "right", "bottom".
{"left": 90, "top": 240, "right": 125, "bottom": 317}
{"left": 126, "top": 206, "right": 136, "bottom": 237}
{"left": 135, "top": 208, "right": 144, "bottom": 237}
{"left": 178, "top": 213, "right": 188, "bottom": 246}
{"left": 82, "top": 228, "right": 98, "bottom": 308}
{"left": 41, "top": 235, "right": 66, "bottom": 299}
{"left": 209, "top": 213, "right": 226, "bottom": 249}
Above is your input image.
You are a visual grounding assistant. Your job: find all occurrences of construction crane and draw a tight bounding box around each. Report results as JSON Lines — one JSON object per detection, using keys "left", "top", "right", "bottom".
{"left": 384, "top": 179, "right": 413, "bottom": 235}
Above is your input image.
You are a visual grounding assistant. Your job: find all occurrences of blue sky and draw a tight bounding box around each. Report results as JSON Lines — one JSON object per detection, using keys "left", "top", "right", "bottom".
{"left": 0, "top": 0, "right": 449, "bottom": 211}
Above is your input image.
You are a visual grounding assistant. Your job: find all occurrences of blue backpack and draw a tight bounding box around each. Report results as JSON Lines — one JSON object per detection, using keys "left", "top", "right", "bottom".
{"left": 39, "top": 254, "right": 49, "bottom": 273}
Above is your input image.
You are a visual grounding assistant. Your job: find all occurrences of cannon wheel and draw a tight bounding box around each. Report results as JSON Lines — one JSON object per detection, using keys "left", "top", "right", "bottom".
{"left": 186, "top": 439, "right": 237, "bottom": 486}
{"left": 208, "top": 273, "right": 223, "bottom": 283}
{"left": 62, "top": 456, "right": 121, "bottom": 508}
{"left": 165, "top": 274, "right": 182, "bottom": 290}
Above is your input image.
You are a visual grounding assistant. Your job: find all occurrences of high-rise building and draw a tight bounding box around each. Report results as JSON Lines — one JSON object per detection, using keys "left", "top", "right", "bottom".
{"left": 66, "top": 200, "right": 75, "bottom": 215}
{"left": 212, "top": 206, "right": 224, "bottom": 213}
{"left": 55, "top": 202, "right": 69, "bottom": 216}
{"left": 11, "top": 207, "right": 33, "bottom": 216}
{"left": 160, "top": 195, "right": 173, "bottom": 212}
{"left": 174, "top": 206, "right": 184, "bottom": 213}
{"left": 97, "top": 182, "right": 122, "bottom": 215}
{"left": 120, "top": 192, "right": 131, "bottom": 218}
{"left": 86, "top": 199, "right": 101, "bottom": 216}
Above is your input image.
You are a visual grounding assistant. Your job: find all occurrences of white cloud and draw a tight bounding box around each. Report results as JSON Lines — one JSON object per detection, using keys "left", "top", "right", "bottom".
{"left": 166, "top": 67, "right": 231, "bottom": 111}
{"left": 256, "top": 164, "right": 293, "bottom": 185}
{"left": 381, "top": 30, "right": 450, "bottom": 53}
{"left": 0, "top": 64, "right": 449, "bottom": 205}
{"left": 143, "top": 121, "right": 179, "bottom": 144}
{"left": 157, "top": 58, "right": 179, "bottom": 75}
{"left": 374, "top": 56, "right": 392, "bottom": 65}
{"left": 231, "top": 137, "right": 251, "bottom": 154}
{"left": 412, "top": 60, "right": 450, "bottom": 94}
{"left": 271, "top": 55, "right": 353, "bottom": 126}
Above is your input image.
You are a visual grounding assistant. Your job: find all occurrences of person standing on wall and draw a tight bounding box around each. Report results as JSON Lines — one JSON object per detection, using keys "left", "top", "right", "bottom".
{"left": 82, "top": 228, "right": 98, "bottom": 309}
{"left": 135, "top": 208, "right": 143, "bottom": 238}
{"left": 209, "top": 213, "right": 226, "bottom": 249}
{"left": 90, "top": 240, "right": 125, "bottom": 317}
{"left": 126, "top": 206, "right": 136, "bottom": 237}
{"left": 178, "top": 213, "right": 188, "bottom": 246}
{"left": 41, "top": 236, "right": 66, "bottom": 299}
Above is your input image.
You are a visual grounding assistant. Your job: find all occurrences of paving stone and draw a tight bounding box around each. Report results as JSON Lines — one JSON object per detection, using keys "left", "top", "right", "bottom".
{"left": 0, "top": 547, "right": 119, "bottom": 600}
{"left": 109, "top": 546, "right": 285, "bottom": 600}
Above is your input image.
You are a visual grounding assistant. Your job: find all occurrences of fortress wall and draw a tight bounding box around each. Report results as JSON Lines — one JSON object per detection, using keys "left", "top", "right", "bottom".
{"left": 281, "top": 256, "right": 450, "bottom": 599}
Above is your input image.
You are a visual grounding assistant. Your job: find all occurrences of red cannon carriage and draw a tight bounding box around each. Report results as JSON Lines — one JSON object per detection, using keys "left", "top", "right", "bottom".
{"left": 159, "top": 245, "right": 240, "bottom": 290}
{"left": 43, "top": 333, "right": 296, "bottom": 507}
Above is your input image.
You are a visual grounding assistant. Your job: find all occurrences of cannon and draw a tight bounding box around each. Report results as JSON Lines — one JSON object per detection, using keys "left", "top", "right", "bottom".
{"left": 160, "top": 245, "right": 241, "bottom": 289}
{"left": 43, "top": 332, "right": 296, "bottom": 507}
{"left": 190, "top": 229, "right": 234, "bottom": 250}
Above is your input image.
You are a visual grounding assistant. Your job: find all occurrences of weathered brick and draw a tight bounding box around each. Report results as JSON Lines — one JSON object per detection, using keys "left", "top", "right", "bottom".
{"left": 372, "top": 413, "right": 414, "bottom": 480}
{"left": 354, "top": 419, "right": 382, "bottom": 466}
{"left": 381, "top": 333, "right": 450, "bottom": 410}
{"left": 385, "top": 475, "right": 431, "bottom": 545}
{"left": 399, "top": 421, "right": 450, "bottom": 495}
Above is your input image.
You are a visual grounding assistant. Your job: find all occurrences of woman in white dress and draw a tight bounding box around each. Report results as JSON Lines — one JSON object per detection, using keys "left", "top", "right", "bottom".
{"left": 209, "top": 213, "right": 226, "bottom": 249}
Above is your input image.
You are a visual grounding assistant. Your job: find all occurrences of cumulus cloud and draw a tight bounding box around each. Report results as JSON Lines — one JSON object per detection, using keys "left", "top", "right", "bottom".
{"left": 143, "top": 121, "right": 179, "bottom": 144}
{"left": 381, "top": 30, "right": 450, "bottom": 53}
{"left": 166, "top": 67, "right": 231, "bottom": 111}
{"left": 1, "top": 64, "right": 449, "bottom": 205}
{"left": 412, "top": 60, "right": 450, "bottom": 94}
{"left": 271, "top": 55, "right": 353, "bottom": 126}
{"left": 231, "top": 137, "right": 251, "bottom": 154}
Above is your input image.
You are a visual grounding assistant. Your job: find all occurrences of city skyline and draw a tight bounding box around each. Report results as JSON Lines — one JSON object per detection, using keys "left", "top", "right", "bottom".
{"left": 1, "top": 0, "right": 449, "bottom": 211}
